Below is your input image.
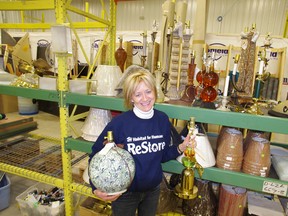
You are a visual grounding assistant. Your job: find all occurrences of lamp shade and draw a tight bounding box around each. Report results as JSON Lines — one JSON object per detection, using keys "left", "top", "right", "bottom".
{"left": 194, "top": 134, "right": 216, "bottom": 168}
{"left": 92, "top": 65, "right": 122, "bottom": 96}
{"left": 177, "top": 133, "right": 216, "bottom": 168}
{"left": 81, "top": 108, "right": 112, "bottom": 142}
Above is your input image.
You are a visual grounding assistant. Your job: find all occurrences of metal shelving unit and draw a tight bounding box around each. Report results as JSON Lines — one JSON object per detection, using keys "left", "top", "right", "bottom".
{"left": 0, "top": 0, "right": 116, "bottom": 215}
{"left": 1, "top": 84, "right": 288, "bottom": 199}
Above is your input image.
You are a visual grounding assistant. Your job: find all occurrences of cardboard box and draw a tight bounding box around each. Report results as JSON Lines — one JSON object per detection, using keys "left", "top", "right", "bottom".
{"left": 0, "top": 94, "right": 18, "bottom": 113}
{"left": 79, "top": 197, "right": 112, "bottom": 216}
{"left": 247, "top": 191, "right": 285, "bottom": 216}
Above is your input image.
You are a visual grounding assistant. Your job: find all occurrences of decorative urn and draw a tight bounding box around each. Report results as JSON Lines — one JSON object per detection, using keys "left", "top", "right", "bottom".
{"left": 89, "top": 131, "right": 135, "bottom": 195}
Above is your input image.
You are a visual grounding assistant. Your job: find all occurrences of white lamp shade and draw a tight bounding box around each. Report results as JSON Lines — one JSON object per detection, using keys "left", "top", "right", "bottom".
{"left": 81, "top": 108, "right": 112, "bottom": 142}
{"left": 177, "top": 134, "right": 216, "bottom": 168}
{"left": 194, "top": 135, "right": 216, "bottom": 168}
{"left": 93, "top": 65, "right": 122, "bottom": 96}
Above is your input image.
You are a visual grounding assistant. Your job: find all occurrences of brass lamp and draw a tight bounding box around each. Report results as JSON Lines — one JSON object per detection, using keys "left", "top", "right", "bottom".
{"left": 174, "top": 149, "right": 198, "bottom": 199}
{"left": 175, "top": 117, "right": 204, "bottom": 199}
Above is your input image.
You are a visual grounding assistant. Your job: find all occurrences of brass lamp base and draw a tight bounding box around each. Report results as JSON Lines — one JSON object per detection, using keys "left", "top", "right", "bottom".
{"left": 175, "top": 184, "right": 198, "bottom": 200}
{"left": 246, "top": 98, "right": 264, "bottom": 115}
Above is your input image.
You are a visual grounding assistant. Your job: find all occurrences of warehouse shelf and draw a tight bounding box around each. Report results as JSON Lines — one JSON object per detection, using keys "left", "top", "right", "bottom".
{"left": 162, "top": 161, "right": 288, "bottom": 197}
{"left": 0, "top": 162, "right": 63, "bottom": 188}
{"left": 0, "top": 0, "right": 117, "bottom": 215}
{"left": 0, "top": 130, "right": 96, "bottom": 199}
{"left": 65, "top": 137, "right": 93, "bottom": 154}
{"left": 66, "top": 136, "right": 288, "bottom": 197}
{"left": 64, "top": 92, "right": 288, "bottom": 134}
{"left": 65, "top": 120, "right": 288, "bottom": 198}
{"left": 0, "top": 0, "right": 110, "bottom": 30}
{"left": 2, "top": 84, "right": 285, "bottom": 135}
{"left": 0, "top": 162, "right": 96, "bottom": 198}
{"left": 0, "top": 136, "right": 85, "bottom": 177}
{"left": 0, "top": 85, "right": 59, "bottom": 102}
{"left": 66, "top": 92, "right": 126, "bottom": 111}
{"left": 2, "top": 83, "right": 288, "bottom": 199}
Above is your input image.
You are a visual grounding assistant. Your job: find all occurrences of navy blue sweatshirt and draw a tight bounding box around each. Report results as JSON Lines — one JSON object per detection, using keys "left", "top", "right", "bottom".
{"left": 89, "top": 109, "right": 180, "bottom": 192}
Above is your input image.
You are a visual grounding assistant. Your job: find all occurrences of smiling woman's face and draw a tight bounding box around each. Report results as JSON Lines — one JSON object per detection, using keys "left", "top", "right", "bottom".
{"left": 131, "top": 81, "right": 156, "bottom": 112}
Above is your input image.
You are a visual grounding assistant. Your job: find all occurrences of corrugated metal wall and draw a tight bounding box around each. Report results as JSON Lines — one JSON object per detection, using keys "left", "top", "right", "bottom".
{"left": 115, "top": 0, "right": 196, "bottom": 31}
{"left": 115, "top": 0, "right": 288, "bottom": 36}
{"left": 206, "top": 0, "right": 288, "bottom": 36}
{"left": 0, "top": 0, "right": 287, "bottom": 36}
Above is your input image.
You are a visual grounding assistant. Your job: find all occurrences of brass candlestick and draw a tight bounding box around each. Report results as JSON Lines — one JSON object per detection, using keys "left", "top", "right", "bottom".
{"left": 140, "top": 31, "right": 148, "bottom": 68}
{"left": 217, "top": 96, "right": 231, "bottom": 111}
{"left": 230, "top": 54, "right": 243, "bottom": 104}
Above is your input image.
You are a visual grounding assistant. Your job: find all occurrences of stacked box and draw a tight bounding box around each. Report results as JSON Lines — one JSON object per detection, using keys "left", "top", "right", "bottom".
{"left": 79, "top": 197, "right": 112, "bottom": 216}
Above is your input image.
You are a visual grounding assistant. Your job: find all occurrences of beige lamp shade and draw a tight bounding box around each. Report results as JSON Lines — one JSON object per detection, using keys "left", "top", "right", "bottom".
{"left": 92, "top": 65, "right": 122, "bottom": 96}
{"left": 81, "top": 108, "right": 112, "bottom": 142}
{"left": 177, "top": 133, "right": 216, "bottom": 168}
{"left": 194, "top": 134, "right": 216, "bottom": 168}
{"left": 81, "top": 108, "right": 112, "bottom": 184}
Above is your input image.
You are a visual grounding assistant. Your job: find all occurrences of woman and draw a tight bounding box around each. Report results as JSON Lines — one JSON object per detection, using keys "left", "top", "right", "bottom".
{"left": 89, "top": 68, "right": 192, "bottom": 216}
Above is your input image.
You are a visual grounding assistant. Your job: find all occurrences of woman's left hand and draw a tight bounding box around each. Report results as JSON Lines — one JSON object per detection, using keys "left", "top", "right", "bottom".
{"left": 93, "top": 189, "right": 122, "bottom": 201}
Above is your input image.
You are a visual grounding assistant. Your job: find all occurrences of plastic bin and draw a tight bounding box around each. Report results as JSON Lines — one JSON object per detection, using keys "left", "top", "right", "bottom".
{"left": 0, "top": 174, "right": 11, "bottom": 211}
{"left": 17, "top": 97, "right": 39, "bottom": 115}
{"left": 16, "top": 182, "right": 65, "bottom": 216}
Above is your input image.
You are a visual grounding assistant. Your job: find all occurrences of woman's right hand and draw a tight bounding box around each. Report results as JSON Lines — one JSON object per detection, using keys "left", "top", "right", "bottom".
{"left": 93, "top": 189, "right": 122, "bottom": 201}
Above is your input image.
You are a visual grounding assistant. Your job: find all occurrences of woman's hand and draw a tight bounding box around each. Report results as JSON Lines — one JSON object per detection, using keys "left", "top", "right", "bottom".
{"left": 178, "top": 134, "right": 197, "bottom": 153}
{"left": 93, "top": 189, "right": 122, "bottom": 201}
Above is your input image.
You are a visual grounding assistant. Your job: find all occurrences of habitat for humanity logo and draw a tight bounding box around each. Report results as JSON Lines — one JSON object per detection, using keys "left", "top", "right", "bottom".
{"left": 208, "top": 43, "right": 228, "bottom": 61}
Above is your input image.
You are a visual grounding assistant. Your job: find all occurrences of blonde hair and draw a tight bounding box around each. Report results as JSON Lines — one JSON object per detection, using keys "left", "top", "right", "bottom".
{"left": 123, "top": 69, "right": 157, "bottom": 109}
